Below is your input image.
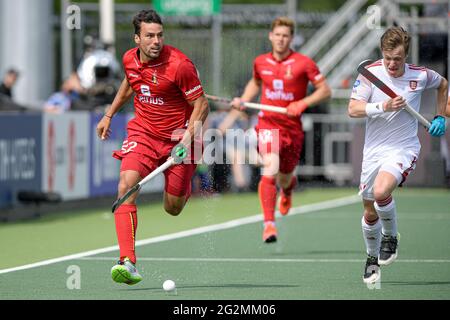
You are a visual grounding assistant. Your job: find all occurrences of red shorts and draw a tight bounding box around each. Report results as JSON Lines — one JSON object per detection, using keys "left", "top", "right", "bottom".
{"left": 256, "top": 128, "right": 304, "bottom": 174}
{"left": 112, "top": 130, "right": 198, "bottom": 197}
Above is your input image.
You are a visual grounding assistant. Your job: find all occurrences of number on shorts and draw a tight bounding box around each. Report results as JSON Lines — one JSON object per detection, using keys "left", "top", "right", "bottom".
{"left": 121, "top": 140, "right": 138, "bottom": 154}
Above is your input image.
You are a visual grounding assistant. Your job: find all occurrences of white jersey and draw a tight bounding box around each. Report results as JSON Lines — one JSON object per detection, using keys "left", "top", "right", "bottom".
{"left": 351, "top": 59, "right": 442, "bottom": 161}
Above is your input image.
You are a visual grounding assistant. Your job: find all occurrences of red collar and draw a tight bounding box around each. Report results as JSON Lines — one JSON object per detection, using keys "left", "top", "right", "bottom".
{"left": 270, "top": 49, "right": 294, "bottom": 63}
{"left": 135, "top": 46, "right": 168, "bottom": 68}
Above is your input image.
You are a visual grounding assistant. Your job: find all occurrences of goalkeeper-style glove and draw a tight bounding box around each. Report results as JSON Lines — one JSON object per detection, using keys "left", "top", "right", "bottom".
{"left": 286, "top": 100, "right": 308, "bottom": 117}
{"left": 171, "top": 143, "right": 188, "bottom": 163}
{"left": 428, "top": 115, "right": 446, "bottom": 137}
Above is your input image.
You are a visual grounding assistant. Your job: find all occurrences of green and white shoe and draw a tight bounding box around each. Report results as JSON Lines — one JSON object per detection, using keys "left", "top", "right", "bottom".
{"left": 111, "top": 258, "right": 142, "bottom": 285}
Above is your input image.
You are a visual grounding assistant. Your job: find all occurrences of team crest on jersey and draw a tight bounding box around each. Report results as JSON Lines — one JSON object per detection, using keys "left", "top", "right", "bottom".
{"left": 152, "top": 71, "right": 158, "bottom": 85}
{"left": 409, "top": 80, "right": 417, "bottom": 90}
{"left": 284, "top": 65, "right": 293, "bottom": 80}
{"left": 141, "top": 85, "right": 151, "bottom": 96}
{"left": 273, "top": 79, "right": 284, "bottom": 90}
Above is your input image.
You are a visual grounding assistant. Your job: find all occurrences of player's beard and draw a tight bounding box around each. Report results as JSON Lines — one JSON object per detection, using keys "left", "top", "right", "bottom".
{"left": 142, "top": 45, "right": 162, "bottom": 60}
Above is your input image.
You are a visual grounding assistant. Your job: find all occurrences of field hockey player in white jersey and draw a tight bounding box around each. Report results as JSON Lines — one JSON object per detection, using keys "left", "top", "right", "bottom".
{"left": 348, "top": 26, "right": 448, "bottom": 285}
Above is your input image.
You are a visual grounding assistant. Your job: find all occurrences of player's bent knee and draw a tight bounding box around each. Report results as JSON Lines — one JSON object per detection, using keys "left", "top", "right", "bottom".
{"left": 164, "top": 204, "right": 183, "bottom": 216}
{"left": 373, "top": 189, "right": 391, "bottom": 203}
{"left": 164, "top": 192, "right": 187, "bottom": 216}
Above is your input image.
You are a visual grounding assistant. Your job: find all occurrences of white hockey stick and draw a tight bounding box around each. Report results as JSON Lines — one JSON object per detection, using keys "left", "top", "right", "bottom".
{"left": 206, "top": 94, "right": 287, "bottom": 114}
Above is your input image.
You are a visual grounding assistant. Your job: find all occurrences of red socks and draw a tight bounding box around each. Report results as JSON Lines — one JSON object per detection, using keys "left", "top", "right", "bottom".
{"left": 114, "top": 204, "right": 138, "bottom": 264}
{"left": 258, "top": 176, "right": 277, "bottom": 222}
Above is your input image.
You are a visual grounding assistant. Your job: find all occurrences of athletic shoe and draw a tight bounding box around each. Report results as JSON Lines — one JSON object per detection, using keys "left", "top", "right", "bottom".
{"left": 111, "top": 258, "right": 142, "bottom": 285}
{"left": 263, "top": 222, "right": 277, "bottom": 243}
{"left": 278, "top": 191, "right": 292, "bottom": 216}
{"left": 363, "top": 255, "right": 380, "bottom": 284}
{"left": 379, "top": 233, "right": 400, "bottom": 266}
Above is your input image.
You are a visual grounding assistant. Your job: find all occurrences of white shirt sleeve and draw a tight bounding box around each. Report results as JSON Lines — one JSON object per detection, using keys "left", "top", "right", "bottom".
{"left": 425, "top": 69, "right": 442, "bottom": 90}
{"left": 351, "top": 74, "right": 372, "bottom": 102}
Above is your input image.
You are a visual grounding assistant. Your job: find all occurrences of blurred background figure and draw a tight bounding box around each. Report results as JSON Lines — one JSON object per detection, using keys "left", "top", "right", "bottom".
{"left": 218, "top": 109, "right": 250, "bottom": 192}
{"left": 218, "top": 108, "right": 260, "bottom": 193}
{"left": 75, "top": 39, "right": 121, "bottom": 111}
{"left": 43, "top": 72, "right": 85, "bottom": 114}
{"left": 205, "top": 107, "right": 232, "bottom": 193}
{"left": 191, "top": 164, "right": 213, "bottom": 196}
{"left": 206, "top": 104, "right": 259, "bottom": 194}
{"left": 0, "top": 68, "right": 20, "bottom": 100}
{"left": 0, "top": 68, "right": 27, "bottom": 112}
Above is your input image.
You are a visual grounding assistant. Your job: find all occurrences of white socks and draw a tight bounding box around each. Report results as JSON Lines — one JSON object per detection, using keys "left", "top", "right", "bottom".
{"left": 375, "top": 198, "right": 397, "bottom": 237}
{"left": 361, "top": 216, "right": 382, "bottom": 257}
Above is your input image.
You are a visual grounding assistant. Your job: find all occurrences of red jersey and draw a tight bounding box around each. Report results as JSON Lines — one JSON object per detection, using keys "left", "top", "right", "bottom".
{"left": 123, "top": 45, "right": 204, "bottom": 140}
{"left": 253, "top": 50, "right": 324, "bottom": 135}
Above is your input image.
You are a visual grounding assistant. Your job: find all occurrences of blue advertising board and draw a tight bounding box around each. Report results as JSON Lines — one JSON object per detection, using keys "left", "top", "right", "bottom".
{"left": 0, "top": 113, "right": 42, "bottom": 208}
{"left": 89, "top": 113, "right": 127, "bottom": 197}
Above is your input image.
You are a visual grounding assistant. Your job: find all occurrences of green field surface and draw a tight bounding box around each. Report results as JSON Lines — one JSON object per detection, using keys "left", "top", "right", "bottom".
{"left": 1, "top": 188, "right": 449, "bottom": 300}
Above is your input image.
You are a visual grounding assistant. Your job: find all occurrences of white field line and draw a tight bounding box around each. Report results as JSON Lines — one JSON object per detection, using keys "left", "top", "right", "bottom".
{"left": 0, "top": 195, "right": 360, "bottom": 275}
{"left": 78, "top": 256, "right": 450, "bottom": 264}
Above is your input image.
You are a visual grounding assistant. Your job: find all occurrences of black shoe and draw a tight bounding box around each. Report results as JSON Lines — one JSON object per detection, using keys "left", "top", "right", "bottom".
{"left": 379, "top": 233, "right": 399, "bottom": 266}
{"left": 363, "top": 255, "right": 380, "bottom": 284}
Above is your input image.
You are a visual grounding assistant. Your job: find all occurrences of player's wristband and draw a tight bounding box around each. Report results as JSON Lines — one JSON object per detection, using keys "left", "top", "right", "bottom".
{"left": 365, "top": 102, "right": 384, "bottom": 117}
{"left": 104, "top": 114, "right": 113, "bottom": 119}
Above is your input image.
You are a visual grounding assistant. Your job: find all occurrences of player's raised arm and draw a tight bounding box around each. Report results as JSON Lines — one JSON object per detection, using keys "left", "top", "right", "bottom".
{"left": 348, "top": 73, "right": 406, "bottom": 118}
{"left": 231, "top": 77, "right": 261, "bottom": 111}
{"left": 348, "top": 98, "right": 369, "bottom": 118}
{"left": 348, "top": 96, "right": 407, "bottom": 118}
{"left": 286, "top": 78, "right": 331, "bottom": 117}
{"left": 303, "top": 78, "right": 332, "bottom": 107}
{"left": 96, "top": 77, "right": 134, "bottom": 140}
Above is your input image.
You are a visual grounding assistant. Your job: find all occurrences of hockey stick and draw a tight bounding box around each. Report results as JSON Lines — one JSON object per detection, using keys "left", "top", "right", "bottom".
{"left": 357, "top": 60, "right": 431, "bottom": 129}
{"left": 111, "top": 144, "right": 187, "bottom": 213}
{"left": 205, "top": 94, "right": 287, "bottom": 114}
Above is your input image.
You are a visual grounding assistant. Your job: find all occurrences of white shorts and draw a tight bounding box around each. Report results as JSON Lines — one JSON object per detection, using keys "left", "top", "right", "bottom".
{"left": 359, "top": 150, "right": 418, "bottom": 200}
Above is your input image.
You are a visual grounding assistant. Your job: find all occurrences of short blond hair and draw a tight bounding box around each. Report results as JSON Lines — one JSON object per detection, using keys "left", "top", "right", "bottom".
{"left": 380, "top": 26, "right": 411, "bottom": 54}
{"left": 271, "top": 16, "right": 295, "bottom": 35}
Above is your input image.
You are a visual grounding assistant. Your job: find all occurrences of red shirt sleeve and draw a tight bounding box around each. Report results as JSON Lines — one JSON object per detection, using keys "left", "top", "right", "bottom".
{"left": 175, "top": 59, "right": 204, "bottom": 102}
{"left": 253, "top": 59, "right": 261, "bottom": 81}
{"left": 305, "top": 57, "right": 324, "bottom": 85}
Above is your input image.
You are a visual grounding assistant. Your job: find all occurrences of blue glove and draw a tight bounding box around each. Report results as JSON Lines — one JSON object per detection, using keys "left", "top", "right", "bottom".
{"left": 428, "top": 116, "right": 446, "bottom": 137}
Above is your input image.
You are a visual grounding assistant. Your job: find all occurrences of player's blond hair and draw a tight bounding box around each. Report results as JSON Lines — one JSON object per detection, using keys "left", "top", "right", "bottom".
{"left": 380, "top": 26, "right": 411, "bottom": 54}
{"left": 271, "top": 17, "right": 295, "bottom": 35}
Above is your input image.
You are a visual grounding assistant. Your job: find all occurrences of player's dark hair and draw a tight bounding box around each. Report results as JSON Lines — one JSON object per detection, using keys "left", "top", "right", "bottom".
{"left": 6, "top": 68, "right": 19, "bottom": 76}
{"left": 132, "top": 10, "right": 163, "bottom": 36}
{"left": 380, "top": 26, "right": 410, "bottom": 54}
